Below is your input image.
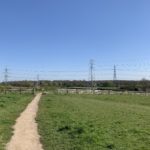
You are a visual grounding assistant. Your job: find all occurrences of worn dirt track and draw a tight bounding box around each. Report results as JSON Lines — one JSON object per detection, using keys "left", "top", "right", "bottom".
{"left": 6, "top": 93, "right": 43, "bottom": 150}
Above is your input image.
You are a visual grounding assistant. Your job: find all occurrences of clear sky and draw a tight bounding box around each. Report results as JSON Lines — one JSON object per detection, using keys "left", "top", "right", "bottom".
{"left": 0, "top": 0, "right": 150, "bottom": 81}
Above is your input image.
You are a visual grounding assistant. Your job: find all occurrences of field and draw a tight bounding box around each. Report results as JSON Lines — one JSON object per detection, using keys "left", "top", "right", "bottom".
{"left": 37, "top": 94, "right": 150, "bottom": 150}
{"left": 0, "top": 93, "right": 33, "bottom": 150}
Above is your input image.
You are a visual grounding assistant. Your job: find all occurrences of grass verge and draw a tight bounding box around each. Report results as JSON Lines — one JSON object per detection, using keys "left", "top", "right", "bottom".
{"left": 0, "top": 93, "right": 33, "bottom": 150}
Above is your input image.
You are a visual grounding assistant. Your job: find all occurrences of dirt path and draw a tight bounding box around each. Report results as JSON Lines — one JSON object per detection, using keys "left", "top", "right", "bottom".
{"left": 6, "top": 93, "right": 43, "bottom": 150}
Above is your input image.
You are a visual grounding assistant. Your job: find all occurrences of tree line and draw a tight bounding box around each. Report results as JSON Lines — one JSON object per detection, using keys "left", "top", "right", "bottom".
{"left": 1, "top": 79, "right": 150, "bottom": 92}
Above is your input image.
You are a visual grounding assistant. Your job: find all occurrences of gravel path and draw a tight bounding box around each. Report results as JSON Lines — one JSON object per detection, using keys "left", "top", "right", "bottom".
{"left": 6, "top": 93, "right": 43, "bottom": 150}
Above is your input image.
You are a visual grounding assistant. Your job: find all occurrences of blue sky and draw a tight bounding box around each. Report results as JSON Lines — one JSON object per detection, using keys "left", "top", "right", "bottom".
{"left": 0, "top": 0, "right": 150, "bottom": 80}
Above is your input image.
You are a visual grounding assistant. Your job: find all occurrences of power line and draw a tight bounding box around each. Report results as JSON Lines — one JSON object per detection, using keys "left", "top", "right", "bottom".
{"left": 113, "top": 65, "right": 117, "bottom": 81}
{"left": 89, "top": 59, "right": 94, "bottom": 91}
{"left": 36, "top": 74, "right": 39, "bottom": 87}
{"left": 4, "top": 67, "right": 9, "bottom": 85}
{"left": 1, "top": 61, "right": 150, "bottom": 81}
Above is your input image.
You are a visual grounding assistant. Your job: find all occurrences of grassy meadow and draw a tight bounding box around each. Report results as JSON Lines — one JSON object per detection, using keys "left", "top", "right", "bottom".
{"left": 0, "top": 93, "right": 33, "bottom": 150}
{"left": 37, "top": 94, "right": 150, "bottom": 150}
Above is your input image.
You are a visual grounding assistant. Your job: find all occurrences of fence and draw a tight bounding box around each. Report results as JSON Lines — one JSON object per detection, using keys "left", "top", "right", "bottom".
{"left": 0, "top": 88, "right": 37, "bottom": 95}
{"left": 57, "top": 88, "right": 150, "bottom": 96}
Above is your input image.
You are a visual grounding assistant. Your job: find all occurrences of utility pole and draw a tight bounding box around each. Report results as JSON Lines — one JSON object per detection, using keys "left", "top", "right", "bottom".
{"left": 4, "top": 67, "right": 9, "bottom": 94}
{"left": 4, "top": 67, "right": 9, "bottom": 85}
{"left": 89, "top": 59, "right": 94, "bottom": 92}
{"left": 36, "top": 74, "right": 39, "bottom": 88}
{"left": 113, "top": 65, "right": 117, "bottom": 81}
{"left": 33, "top": 74, "right": 39, "bottom": 95}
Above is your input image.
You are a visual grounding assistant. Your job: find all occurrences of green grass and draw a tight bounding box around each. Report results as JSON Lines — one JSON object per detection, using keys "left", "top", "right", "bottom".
{"left": 37, "top": 94, "right": 150, "bottom": 150}
{"left": 0, "top": 93, "right": 33, "bottom": 150}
